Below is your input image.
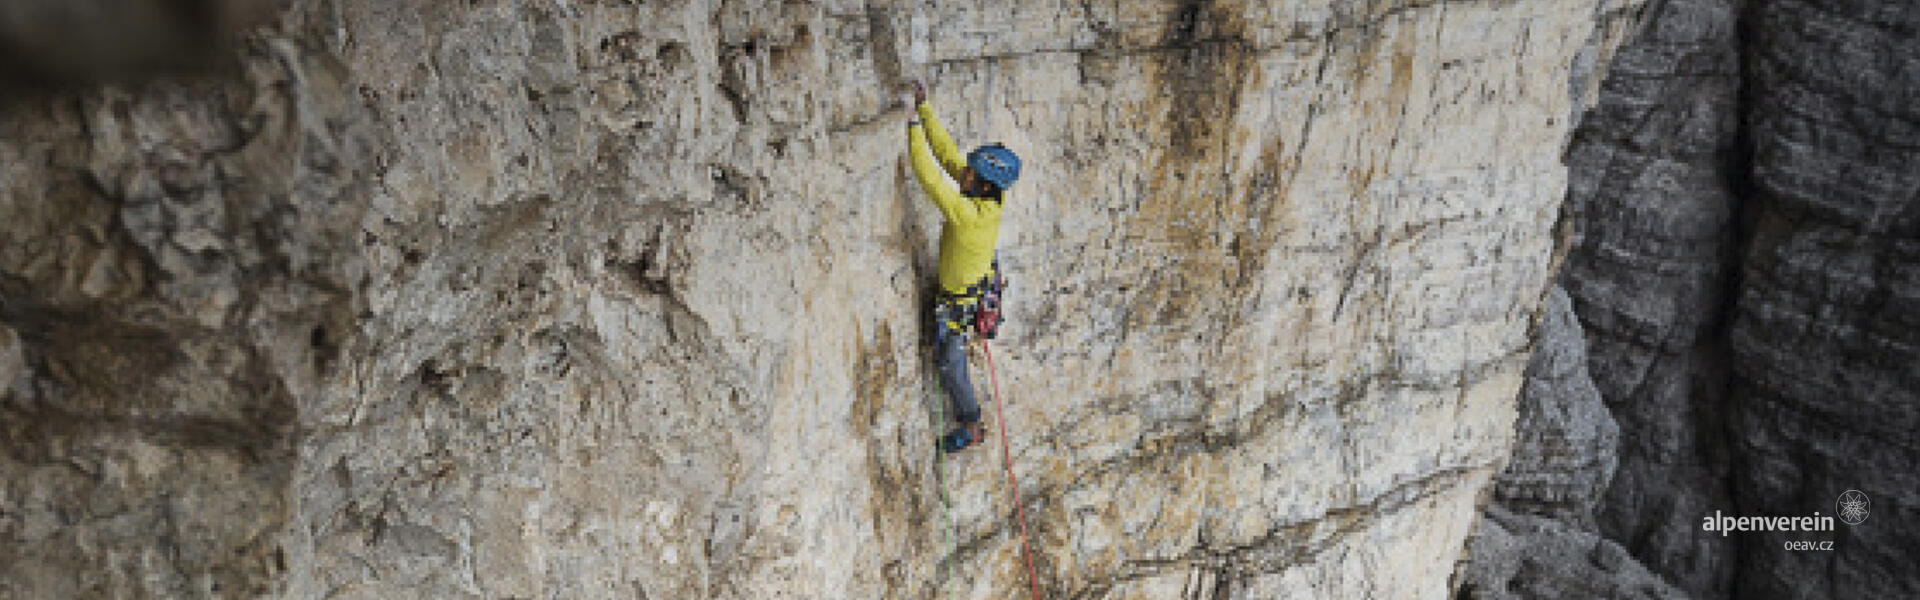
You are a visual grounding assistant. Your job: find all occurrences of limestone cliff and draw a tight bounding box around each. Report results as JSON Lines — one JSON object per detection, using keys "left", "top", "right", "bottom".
{"left": 1466, "top": 0, "right": 1920, "bottom": 598}
{"left": 1569, "top": 0, "right": 1919, "bottom": 597}
{"left": 5, "top": 0, "right": 1644, "bottom": 598}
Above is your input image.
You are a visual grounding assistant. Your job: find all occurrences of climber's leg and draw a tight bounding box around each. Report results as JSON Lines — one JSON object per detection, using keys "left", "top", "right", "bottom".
{"left": 933, "top": 303, "right": 980, "bottom": 424}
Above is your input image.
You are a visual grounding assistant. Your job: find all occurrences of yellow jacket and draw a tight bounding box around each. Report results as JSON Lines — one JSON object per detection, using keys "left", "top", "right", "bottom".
{"left": 908, "top": 101, "right": 1002, "bottom": 295}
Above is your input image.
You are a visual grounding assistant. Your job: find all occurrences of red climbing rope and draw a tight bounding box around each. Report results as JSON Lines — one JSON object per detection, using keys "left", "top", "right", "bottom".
{"left": 982, "top": 340, "right": 1042, "bottom": 600}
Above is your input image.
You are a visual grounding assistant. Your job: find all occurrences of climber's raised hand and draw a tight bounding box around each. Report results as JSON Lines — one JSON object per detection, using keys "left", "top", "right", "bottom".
{"left": 911, "top": 80, "right": 927, "bottom": 104}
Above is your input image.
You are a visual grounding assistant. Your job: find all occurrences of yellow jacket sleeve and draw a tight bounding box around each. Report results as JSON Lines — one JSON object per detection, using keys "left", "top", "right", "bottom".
{"left": 909, "top": 123, "right": 967, "bottom": 223}
{"left": 908, "top": 104, "right": 1004, "bottom": 294}
{"left": 917, "top": 101, "right": 969, "bottom": 179}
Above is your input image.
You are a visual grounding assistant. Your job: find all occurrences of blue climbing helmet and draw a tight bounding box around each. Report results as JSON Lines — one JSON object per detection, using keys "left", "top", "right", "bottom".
{"left": 967, "top": 144, "right": 1021, "bottom": 192}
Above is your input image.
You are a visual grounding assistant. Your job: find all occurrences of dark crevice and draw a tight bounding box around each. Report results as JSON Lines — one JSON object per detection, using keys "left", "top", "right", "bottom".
{"left": 1714, "top": 0, "right": 1761, "bottom": 593}
{"left": 716, "top": 42, "right": 752, "bottom": 124}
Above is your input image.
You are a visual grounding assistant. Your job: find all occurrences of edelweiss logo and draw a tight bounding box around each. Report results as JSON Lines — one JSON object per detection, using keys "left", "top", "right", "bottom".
{"left": 1838, "top": 490, "right": 1870, "bottom": 525}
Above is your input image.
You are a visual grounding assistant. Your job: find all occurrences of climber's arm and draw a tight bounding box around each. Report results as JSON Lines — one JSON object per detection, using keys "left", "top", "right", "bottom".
{"left": 917, "top": 101, "right": 970, "bottom": 179}
{"left": 908, "top": 123, "right": 966, "bottom": 222}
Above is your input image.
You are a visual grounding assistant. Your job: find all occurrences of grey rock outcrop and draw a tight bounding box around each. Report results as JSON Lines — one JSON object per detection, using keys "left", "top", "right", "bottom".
{"left": 1494, "top": 287, "right": 1618, "bottom": 527}
{"left": 1455, "top": 288, "right": 1684, "bottom": 599}
{"left": 1720, "top": 0, "right": 1920, "bottom": 592}
{"left": 1459, "top": 505, "right": 1685, "bottom": 600}
{"left": 1495, "top": 0, "right": 1920, "bottom": 597}
{"left": 1560, "top": 0, "right": 1751, "bottom": 594}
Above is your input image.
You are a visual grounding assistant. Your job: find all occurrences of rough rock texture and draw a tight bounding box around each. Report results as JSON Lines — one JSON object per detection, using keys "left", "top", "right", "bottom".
{"left": 1, "top": 0, "right": 1647, "bottom": 598}
{"left": 1512, "top": 0, "right": 1920, "bottom": 597}
{"left": 1492, "top": 287, "right": 1617, "bottom": 527}
{"left": 0, "top": 15, "right": 369, "bottom": 596}
{"left": 1454, "top": 287, "right": 1682, "bottom": 598}
{"left": 1458, "top": 505, "right": 1684, "bottom": 600}
{"left": 1556, "top": 0, "right": 1750, "bottom": 594}
{"left": 1717, "top": 0, "right": 1920, "bottom": 594}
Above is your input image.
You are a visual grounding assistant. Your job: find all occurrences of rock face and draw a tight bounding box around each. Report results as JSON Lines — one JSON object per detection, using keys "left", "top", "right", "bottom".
{"left": 1492, "top": 0, "right": 1920, "bottom": 597}
{"left": 1493, "top": 288, "right": 1617, "bottom": 528}
{"left": 1455, "top": 287, "right": 1683, "bottom": 599}
{"left": 0, "top": 10, "right": 369, "bottom": 596}
{"left": 3, "top": 0, "right": 1646, "bottom": 598}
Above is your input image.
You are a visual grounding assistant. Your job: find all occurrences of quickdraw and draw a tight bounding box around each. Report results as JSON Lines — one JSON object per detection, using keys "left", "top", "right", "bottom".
{"left": 973, "top": 270, "right": 1006, "bottom": 339}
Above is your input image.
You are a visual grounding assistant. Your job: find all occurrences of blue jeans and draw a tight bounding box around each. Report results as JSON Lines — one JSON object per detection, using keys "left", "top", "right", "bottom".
{"left": 932, "top": 303, "right": 981, "bottom": 423}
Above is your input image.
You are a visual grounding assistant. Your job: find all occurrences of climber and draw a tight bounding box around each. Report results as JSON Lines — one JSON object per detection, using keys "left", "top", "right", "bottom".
{"left": 900, "top": 80, "right": 1021, "bottom": 454}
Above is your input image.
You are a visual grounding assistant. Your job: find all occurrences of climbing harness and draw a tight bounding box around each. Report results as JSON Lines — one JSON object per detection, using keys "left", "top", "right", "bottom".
{"left": 935, "top": 263, "right": 1007, "bottom": 340}
{"left": 982, "top": 340, "right": 1042, "bottom": 600}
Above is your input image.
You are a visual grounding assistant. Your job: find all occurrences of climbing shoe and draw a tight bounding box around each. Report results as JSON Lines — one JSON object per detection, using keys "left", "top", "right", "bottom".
{"left": 940, "top": 427, "right": 975, "bottom": 453}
